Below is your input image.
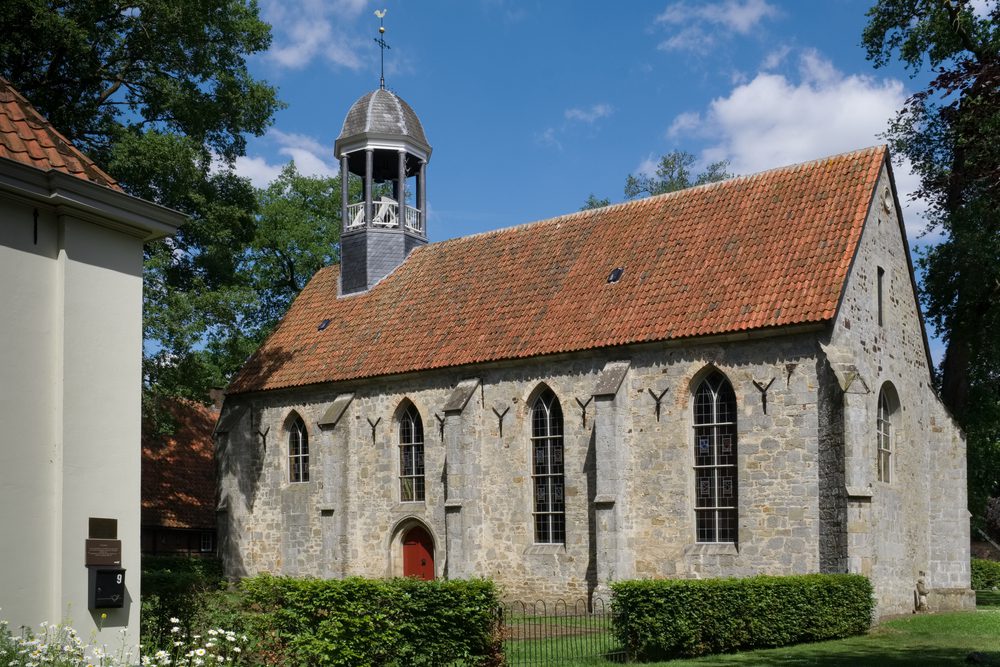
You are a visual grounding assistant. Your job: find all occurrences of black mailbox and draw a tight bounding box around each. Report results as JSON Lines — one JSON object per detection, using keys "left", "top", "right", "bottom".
{"left": 89, "top": 568, "right": 126, "bottom": 609}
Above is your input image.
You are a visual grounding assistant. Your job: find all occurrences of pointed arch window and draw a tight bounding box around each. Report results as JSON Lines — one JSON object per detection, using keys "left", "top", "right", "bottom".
{"left": 532, "top": 388, "right": 565, "bottom": 544}
{"left": 877, "top": 384, "right": 898, "bottom": 483}
{"left": 399, "top": 404, "right": 425, "bottom": 502}
{"left": 694, "top": 371, "right": 737, "bottom": 543}
{"left": 288, "top": 415, "right": 309, "bottom": 483}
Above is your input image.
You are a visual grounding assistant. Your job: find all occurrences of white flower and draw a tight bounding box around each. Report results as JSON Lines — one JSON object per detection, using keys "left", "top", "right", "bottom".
{"left": 169, "top": 617, "right": 180, "bottom": 624}
{"left": 194, "top": 648, "right": 206, "bottom": 657}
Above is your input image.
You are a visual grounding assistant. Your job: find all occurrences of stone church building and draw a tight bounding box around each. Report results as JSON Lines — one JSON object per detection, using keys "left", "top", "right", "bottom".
{"left": 217, "top": 87, "right": 973, "bottom": 617}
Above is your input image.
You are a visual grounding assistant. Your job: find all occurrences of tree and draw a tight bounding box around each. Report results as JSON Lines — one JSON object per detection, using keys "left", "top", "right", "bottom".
{"left": 624, "top": 151, "right": 732, "bottom": 200}
{"left": 863, "top": 0, "right": 1000, "bottom": 518}
{"left": 249, "top": 164, "right": 357, "bottom": 336}
{"left": 581, "top": 194, "right": 611, "bottom": 210}
{"left": 0, "top": 0, "right": 283, "bottom": 404}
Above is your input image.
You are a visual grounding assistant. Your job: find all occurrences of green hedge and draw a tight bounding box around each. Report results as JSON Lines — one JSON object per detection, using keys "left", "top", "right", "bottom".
{"left": 242, "top": 574, "right": 503, "bottom": 666}
{"left": 972, "top": 558, "right": 1000, "bottom": 590}
{"left": 141, "top": 556, "right": 225, "bottom": 649}
{"left": 611, "top": 574, "right": 874, "bottom": 661}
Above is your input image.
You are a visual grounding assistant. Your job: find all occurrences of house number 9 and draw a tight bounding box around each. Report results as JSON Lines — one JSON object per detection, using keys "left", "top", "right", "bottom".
{"left": 116, "top": 574, "right": 123, "bottom": 585}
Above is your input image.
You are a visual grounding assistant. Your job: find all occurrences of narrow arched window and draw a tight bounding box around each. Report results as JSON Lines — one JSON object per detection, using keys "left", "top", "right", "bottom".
{"left": 532, "top": 388, "right": 565, "bottom": 544}
{"left": 399, "top": 404, "right": 425, "bottom": 502}
{"left": 288, "top": 415, "right": 309, "bottom": 483}
{"left": 877, "top": 384, "right": 898, "bottom": 483}
{"left": 694, "top": 371, "right": 737, "bottom": 543}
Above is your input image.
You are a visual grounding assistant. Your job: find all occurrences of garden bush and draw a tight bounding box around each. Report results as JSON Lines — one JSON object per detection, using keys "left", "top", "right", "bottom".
{"left": 611, "top": 573, "right": 874, "bottom": 661}
{"left": 242, "top": 574, "right": 503, "bottom": 666}
{"left": 971, "top": 558, "right": 1000, "bottom": 590}
{"left": 140, "top": 555, "right": 225, "bottom": 649}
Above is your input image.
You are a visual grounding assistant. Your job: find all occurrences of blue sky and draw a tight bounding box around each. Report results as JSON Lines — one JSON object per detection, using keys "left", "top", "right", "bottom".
{"left": 240, "top": 0, "right": 931, "bottom": 239}
{"left": 237, "top": 0, "right": 944, "bottom": 350}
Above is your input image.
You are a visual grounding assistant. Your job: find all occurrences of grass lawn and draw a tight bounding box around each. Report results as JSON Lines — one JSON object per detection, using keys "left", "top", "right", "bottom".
{"left": 504, "top": 608, "right": 1000, "bottom": 666}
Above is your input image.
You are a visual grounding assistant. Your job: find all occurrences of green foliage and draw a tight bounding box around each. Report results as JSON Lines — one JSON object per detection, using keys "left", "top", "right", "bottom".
{"left": 611, "top": 574, "right": 874, "bottom": 661}
{"left": 624, "top": 151, "right": 732, "bottom": 200}
{"left": 241, "top": 574, "right": 503, "bottom": 666}
{"left": 140, "top": 556, "right": 225, "bottom": 650}
{"left": 972, "top": 558, "right": 1000, "bottom": 590}
{"left": 863, "top": 1, "right": 1000, "bottom": 520}
{"left": 0, "top": 0, "right": 278, "bottom": 165}
{"left": 248, "top": 164, "right": 355, "bottom": 333}
{"left": 581, "top": 193, "right": 611, "bottom": 210}
{"left": 0, "top": 0, "right": 288, "bottom": 411}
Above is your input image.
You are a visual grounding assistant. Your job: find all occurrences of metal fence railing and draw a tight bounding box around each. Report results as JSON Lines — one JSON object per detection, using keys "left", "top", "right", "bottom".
{"left": 501, "top": 598, "right": 626, "bottom": 665}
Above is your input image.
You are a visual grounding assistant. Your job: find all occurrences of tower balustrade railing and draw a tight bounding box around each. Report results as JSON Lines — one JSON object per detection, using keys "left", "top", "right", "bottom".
{"left": 346, "top": 200, "right": 423, "bottom": 234}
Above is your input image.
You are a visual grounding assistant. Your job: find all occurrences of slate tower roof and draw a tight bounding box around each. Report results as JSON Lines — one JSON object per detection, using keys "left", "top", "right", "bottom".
{"left": 229, "top": 146, "right": 890, "bottom": 394}
{"left": 337, "top": 88, "right": 429, "bottom": 152}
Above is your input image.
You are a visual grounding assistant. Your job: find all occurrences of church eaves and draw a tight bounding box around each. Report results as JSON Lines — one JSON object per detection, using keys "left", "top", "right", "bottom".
{"left": 228, "top": 146, "right": 886, "bottom": 394}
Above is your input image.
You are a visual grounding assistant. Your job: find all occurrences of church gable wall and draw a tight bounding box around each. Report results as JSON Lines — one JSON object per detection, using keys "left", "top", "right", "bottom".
{"left": 827, "top": 163, "right": 972, "bottom": 614}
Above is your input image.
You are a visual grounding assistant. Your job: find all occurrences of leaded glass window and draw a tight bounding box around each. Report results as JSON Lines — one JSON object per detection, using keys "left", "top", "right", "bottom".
{"left": 399, "top": 404, "right": 425, "bottom": 502}
{"left": 877, "top": 386, "right": 895, "bottom": 483}
{"left": 532, "top": 389, "right": 565, "bottom": 544}
{"left": 288, "top": 415, "right": 309, "bottom": 483}
{"left": 693, "top": 371, "right": 737, "bottom": 543}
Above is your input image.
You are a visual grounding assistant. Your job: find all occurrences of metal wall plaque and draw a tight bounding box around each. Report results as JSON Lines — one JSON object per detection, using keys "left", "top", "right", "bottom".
{"left": 86, "top": 539, "right": 122, "bottom": 566}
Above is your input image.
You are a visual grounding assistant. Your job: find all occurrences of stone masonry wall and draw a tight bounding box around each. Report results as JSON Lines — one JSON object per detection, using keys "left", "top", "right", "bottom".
{"left": 825, "top": 163, "right": 973, "bottom": 615}
{"left": 219, "top": 331, "right": 827, "bottom": 603}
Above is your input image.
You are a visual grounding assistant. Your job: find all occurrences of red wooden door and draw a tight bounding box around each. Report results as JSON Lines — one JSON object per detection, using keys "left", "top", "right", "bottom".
{"left": 402, "top": 526, "right": 434, "bottom": 580}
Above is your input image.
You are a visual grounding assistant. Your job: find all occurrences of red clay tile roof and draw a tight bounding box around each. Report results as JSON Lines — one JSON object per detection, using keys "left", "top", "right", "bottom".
{"left": 229, "top": 146, "right": 886, "bottom": 394}
{"left": 142, "top": 400, "right": 219, "bottom": 530}
{"left": 0, "top": 77, "right": 121, "bottom": 190}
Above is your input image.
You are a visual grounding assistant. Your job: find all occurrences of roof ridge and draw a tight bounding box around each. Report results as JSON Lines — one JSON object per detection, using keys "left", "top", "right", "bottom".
{"left": 426, "top": 145, "right": 886, "bottom": 252}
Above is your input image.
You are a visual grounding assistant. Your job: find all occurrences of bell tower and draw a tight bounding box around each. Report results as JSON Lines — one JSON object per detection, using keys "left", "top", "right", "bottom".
{"left": 335, "top": 17, "right": 431, "bottom": 295}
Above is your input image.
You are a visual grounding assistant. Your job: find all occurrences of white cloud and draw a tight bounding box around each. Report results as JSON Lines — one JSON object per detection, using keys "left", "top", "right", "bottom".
{"left": 233, "top": 155, "right": 284, "bottom": 188}
{"left": 262, "top": 0, "right": 370, "bottom": 70}
{"left": 634, "top": 154, "right": 659, "bottom": 178}
{"left": 565, "top": 104, "right": 613, "bottom": 124}
{"left": 656, "top": 0, "right": 779, "bottom": 51}
{"left": 229, "top": 130, "right": 338, "bottom": 188}
{"left": 760, "top": 45, "right": 791, "bottom": 71}
{"left": 667, "top": 111, "right": 701, "bottom": 138}
{"left": 969, "top": 0, "right": 997, "bottom": 18}
{"left": 536, "top": 127, "right": 562, "bottom": 151}
{"left": 670, "top": 49, "right": 930, "bottom": 239}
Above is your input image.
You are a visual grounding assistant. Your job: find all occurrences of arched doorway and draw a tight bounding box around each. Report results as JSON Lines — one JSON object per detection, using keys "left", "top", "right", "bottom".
{"left": 402, "top": 525, "right": 434, "bottom": 580}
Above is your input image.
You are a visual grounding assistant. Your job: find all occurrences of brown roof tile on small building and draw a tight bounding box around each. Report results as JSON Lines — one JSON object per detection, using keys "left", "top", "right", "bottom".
{"left": 142, "top": 400, "right": 219, "bottom": 530}
{"left": 228, "top": 146, "right": 887, "bottom": 394}
{"left": 0, "top": 77, "right": 121, "bottom": 190}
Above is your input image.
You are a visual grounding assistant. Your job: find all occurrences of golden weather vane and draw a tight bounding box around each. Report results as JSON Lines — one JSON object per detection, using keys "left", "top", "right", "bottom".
{"left": 374, "top": 9, "right": 390, "bottom": 89}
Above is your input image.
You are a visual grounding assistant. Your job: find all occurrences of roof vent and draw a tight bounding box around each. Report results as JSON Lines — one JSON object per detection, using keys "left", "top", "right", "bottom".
{"left": 318, "top": 319, "right": 331, "bottom": 331}
{"left": 607, "top": 267, "right": 624, "bottom": 284}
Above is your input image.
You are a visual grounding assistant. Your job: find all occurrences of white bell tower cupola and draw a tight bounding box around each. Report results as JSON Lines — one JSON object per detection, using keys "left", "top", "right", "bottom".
{"left": 335, "top": 88, "right": 431, "bottom": 295}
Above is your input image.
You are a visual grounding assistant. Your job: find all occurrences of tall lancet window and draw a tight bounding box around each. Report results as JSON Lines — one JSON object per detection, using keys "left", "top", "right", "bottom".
{"left": 288, "top": 415, "right": 309, "bottom": 483}
{"left": 694, "top": 371, "right": 738, "bottom": 543}
{"left": 399, "top": 404, "right": 425, "bottom": 502}
{"left": 877, "top": 384, "right": 898, "bottom": 483}
{"left": 532, "top": 389, "right": 565, "bottom": 544}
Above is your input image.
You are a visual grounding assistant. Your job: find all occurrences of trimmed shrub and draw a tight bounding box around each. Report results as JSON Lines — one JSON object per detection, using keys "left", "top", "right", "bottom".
{"left": 242, "top": 574, "right": 503, "bottom": 666}
{"left": 972, "top": 558, "right": 1000, "bottom": 590}
{"left": 611, "top": 573, "right": 874, "bottom": 661}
